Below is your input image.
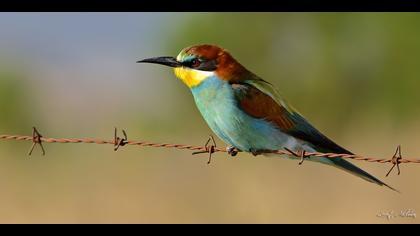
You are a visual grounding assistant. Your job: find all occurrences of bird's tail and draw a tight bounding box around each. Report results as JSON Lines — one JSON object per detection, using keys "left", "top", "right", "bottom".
{"left": 264, "top": 146, "right": 399, "bottom": 192}
{"left": 325, "top": 156, "right": 399, "bottom": 193}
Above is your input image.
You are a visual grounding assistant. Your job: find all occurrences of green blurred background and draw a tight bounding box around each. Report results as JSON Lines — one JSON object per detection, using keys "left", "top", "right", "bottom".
{"left": 0, "top": 12, "right": 419, "bottom": 223}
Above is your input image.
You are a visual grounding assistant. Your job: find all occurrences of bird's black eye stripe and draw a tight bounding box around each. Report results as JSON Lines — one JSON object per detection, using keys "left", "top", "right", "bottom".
{"left": 182, "top": 58, "right": 202, "bottom": 68}
{"left": 182, "top": 58, "right": 217, "bottom": 71}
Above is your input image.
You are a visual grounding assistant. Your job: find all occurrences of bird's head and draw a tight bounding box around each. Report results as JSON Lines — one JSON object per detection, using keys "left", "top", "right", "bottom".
{"left": 138, "top": 44, "right": 248, "bottom": 88}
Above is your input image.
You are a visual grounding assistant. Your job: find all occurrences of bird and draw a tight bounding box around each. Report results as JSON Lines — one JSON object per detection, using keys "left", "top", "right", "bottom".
{"left": 138, "top": 44, "right": 397, "bottom": 192}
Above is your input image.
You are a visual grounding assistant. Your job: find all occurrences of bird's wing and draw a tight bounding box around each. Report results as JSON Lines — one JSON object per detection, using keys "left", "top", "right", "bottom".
{"left": 231, "top": 78, "right": 400, "bottom": 192}
{"left": 232, "top": 78, "right": 352, "bottom": 154}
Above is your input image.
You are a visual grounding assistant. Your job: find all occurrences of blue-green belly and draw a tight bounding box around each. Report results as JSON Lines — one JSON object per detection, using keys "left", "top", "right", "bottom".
{"left": 190, "top": 76, "right": 300, "bottom": 152}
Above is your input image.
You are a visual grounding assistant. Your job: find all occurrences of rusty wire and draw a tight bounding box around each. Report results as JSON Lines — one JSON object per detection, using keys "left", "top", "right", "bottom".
{"left": 1, "top": 127, "right": 420, "bottom": 177}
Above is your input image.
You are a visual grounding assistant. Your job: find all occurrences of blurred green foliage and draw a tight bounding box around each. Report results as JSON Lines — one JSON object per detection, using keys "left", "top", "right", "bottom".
{"left": 0, "top": 70, "right": 31, "bottom": 132}
{"left": 168, "top": 13, "right": 420, "bottom": 134}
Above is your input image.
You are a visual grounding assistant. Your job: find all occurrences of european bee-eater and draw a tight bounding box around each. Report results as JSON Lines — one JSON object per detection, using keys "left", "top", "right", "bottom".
{"left": 138, "top": 44, "right": 396, "bottom": 192}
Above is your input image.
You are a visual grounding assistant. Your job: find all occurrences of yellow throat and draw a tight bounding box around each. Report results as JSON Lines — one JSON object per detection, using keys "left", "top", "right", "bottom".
{"left": 174, "top": 67, "right": 214, "bottom": 88}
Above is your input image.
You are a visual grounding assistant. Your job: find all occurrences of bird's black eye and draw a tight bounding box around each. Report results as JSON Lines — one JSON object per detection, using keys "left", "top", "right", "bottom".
{"left": 191, "top": 58, "right": 201, "bottom": 68}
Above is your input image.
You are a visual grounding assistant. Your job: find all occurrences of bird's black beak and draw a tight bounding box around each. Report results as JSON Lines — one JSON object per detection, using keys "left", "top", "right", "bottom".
{"left": 137, "top": 56, "right": 182, "bottom": 67}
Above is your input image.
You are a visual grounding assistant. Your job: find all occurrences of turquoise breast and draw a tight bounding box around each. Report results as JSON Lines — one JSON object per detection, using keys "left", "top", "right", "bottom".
{"left": 190, "top": 76, "right": 294, "bottom": 152}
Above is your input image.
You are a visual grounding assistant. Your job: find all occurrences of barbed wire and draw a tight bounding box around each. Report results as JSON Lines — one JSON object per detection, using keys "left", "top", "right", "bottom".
{"left": 1, "top": 127, "right": 420, "bottom": 177}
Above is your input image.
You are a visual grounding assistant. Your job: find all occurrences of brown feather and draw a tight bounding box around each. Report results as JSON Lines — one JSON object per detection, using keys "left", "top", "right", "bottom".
{"left": 232, "top": 83, "right": 296, "bottom": 131}
{"left": 232, "top": 83, "right": 353, "bottom": 154}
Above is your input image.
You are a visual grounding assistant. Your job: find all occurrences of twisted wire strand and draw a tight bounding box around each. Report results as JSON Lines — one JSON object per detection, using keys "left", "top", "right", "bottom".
{"left": 1, "top": 133, "right": 420, "bottom": 164}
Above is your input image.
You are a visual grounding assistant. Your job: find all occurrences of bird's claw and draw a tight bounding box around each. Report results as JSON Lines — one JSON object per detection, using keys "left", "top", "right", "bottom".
{"left": 250, "top": 149, "right": 263, "bottom": 156}
{"left": 226, "top": 146, "right": 239, "bottom": 157}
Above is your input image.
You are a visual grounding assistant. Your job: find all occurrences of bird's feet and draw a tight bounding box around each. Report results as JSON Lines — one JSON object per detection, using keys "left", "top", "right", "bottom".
{"left": 249, "top": 148, "right": 264, "bottom": 156}
{"left": 226, "top": 146, "right": 239, "bottom": 157}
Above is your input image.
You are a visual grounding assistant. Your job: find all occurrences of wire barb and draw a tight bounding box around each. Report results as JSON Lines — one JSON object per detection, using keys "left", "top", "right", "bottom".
{"left": 114, "top": 127, "right": 128, "bottom": 151}
{"left": 192, "top": 135, "right": 217, "bottom": 165}
{"left": 284, "top": 147, "right": 307, "bottom": 165}
{"left": 386, "top": 145, "right": 403, "bottom": 177}
{"left": 1, "top": 128, "right": 420, "bottom": 176}
{"left": 28, "top": 127, "right": 45, "bottom": 156}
